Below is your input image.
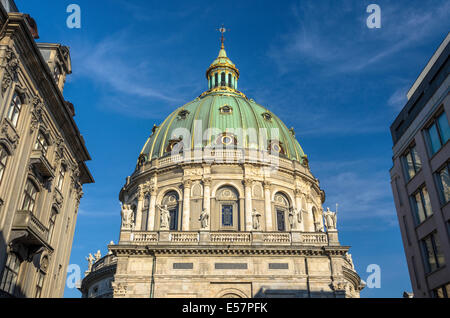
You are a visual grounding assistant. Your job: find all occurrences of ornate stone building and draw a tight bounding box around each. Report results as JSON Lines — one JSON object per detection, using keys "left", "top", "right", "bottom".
{"left": 0, "top": 1, "right": 93, "bottom": 297}
{"left": 81, "top": 38, "right": 364, "bottom": 298}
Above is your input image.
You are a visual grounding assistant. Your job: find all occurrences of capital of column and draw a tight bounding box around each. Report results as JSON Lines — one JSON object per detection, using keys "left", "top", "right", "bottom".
{"left": 183, "top": 179, "right": 192, "bottom": 188}
{"left": 262, "top": 180, "right": 271, "bottom": 190}
{"left": 138, "top": 186, "right": 146, "bottom": 200}
{"left": 294, "top": 188, "right": 303, "bottom": 197}
{"left": 202, "top": 177, "right": 212, "bottom": 187}
{"left": 243, "top": 178, "right": 254, "bottom": 188}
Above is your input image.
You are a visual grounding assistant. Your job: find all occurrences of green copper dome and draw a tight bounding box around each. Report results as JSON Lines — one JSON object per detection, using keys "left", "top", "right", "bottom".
{"left": 139, "top": 44, "right": 306, "bottom": 164}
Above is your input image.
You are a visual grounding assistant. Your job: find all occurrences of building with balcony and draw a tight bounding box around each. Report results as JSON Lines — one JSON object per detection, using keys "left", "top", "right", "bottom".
{"left": 0, "top": 1, "right": 93, "bottom": 298}
{"left": 81, "top": 38, "right": 364, "bottom": 298}
{"left": 390, "top": 33, "right": 450, "bottom": 298}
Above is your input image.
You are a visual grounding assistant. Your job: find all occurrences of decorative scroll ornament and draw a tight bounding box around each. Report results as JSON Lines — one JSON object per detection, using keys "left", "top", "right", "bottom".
{"left": 1, "top": 48, "right": 19, "bottom": 95}
{"left": 30, "top": 96, "right": 44, "bottom": 134}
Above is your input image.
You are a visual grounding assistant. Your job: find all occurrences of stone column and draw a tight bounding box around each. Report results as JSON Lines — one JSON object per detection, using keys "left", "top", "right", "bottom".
{"left": 182, "top": 180, "right": 192, "bottom": 231}
{"left": 135, "top": 187, "right": 145, "bottom": 230}
{"left": 147, "top": 186, "right": 157, "bottom": 231}
{"left": 263, "top": 181, "right": 272, "bottom": 231}
{"left": 243, "top": 178, "right": 253, "bottom": 231}
{"left": 203, "top": 177, "right": 211, "bottom": 217}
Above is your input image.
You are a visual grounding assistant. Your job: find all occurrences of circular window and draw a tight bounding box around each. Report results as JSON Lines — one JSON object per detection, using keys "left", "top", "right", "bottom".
{"left": 271, "top": 143, "right": 281, "bottom": 153}
{"left": 222, "top": 136, "right": 233, "bottom": 145}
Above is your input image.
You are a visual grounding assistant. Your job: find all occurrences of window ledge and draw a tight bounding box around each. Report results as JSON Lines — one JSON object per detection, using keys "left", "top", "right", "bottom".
{"left": 425, "top": 264, "right": 446, "bottom": 278}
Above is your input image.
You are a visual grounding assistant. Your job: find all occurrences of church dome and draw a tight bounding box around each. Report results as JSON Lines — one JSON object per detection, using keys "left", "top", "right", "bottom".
{"left": 139, "top": 44, "right": 307, "bottom": 164}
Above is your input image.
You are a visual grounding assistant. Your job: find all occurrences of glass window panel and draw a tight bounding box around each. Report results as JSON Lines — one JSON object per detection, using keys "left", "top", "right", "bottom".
{"left": 428, "top": 123, "right": 441, "bottom": 154}
{"left": 222, "top": 205, "right": 233, "bottom": 226}
{"left": 435, "top": 287, "right": 445, "bottom": 298}
{"left": 445, "top": 283, "right": 450, "bottom": 298}
{"left": 422, "top": 187, "right": 433, "bottom": 218}
{"left": 414, "top": 192, "right": 426, "bottom": 223}
{"left": 437, "top": 113, "right": 450, "bottom": 144}
{"left": 411, "top": 147, "right": 422, "bottom": 171}
{"left": 277, "top": 210, "right": 285, "bottom": 231}
{"left": 433, "top": 235, "right": 445, "bottom": 268}
{"left": 438, "top": 166, "right": 450, "bottom": 203}
{"left": 405, "top": 151, "right": 415, "bottom": 179}
{"left": 423, "top": 237, "right": 437, "bottom": 272}
{"left": 0, "top": 254, "right": 20, "bottom": 295}
{"left": 0, "top": 147, "right": 7, "bottom": 183}
{"left": 169, "top": 209, "right": 177, "bottom": 230}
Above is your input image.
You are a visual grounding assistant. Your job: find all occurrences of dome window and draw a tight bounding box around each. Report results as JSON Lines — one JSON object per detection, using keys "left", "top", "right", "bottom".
{"left": 221, "top": 72, "right": 226, "bottom": 86}
{"left": 166, "top": 137, "right": 184, "bottom": 154}
{"left": 219, "top": 105, "right": 232, "bottom": 114}
{"left": 137, "top": 154, "right": 147, "bottom": 168}
{"left": 262, "top": 112, "right": 272, "bottom": 121}
{"left": 268, "top": 140, "right": 285, "bottom": 155}
{"left": 178, "top": 110, "right": 190, "bottom": 120}
{"left": 216, "top": 133, "right": 237, "bottom": 146}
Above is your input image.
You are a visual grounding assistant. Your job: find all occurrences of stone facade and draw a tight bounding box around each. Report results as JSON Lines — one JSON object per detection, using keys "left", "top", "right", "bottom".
{"left": 81, "top": 39, "right": 363, "bottom": 299}
{"left": 0, "top": 2, "right": 93, "bottom": 298}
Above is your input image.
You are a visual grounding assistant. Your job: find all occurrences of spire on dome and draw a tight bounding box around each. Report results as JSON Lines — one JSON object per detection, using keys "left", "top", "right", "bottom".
{"left": 218, "top": 24, "right": 227, "bottom": 49}
{"left": 205, "top": 25, "right": 240, "bottom": 91}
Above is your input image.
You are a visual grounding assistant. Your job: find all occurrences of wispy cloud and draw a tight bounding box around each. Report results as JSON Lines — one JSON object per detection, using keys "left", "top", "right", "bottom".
{"left": 322, "top": 171, "right": 396, "bottom": 226}
{"left": 269, "top": 1, "right": 450, "bottom": 75}
{"left": 387, "top": 86, "right": 409, "bottom": 111}
{"left": 71, "top": 31, "right": 181, "bottom": 103}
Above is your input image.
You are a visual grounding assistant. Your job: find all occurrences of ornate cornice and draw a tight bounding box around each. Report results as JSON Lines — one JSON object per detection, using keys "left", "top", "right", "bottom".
{"left": 111, "top": 245, "right": 345, "bottom": 257}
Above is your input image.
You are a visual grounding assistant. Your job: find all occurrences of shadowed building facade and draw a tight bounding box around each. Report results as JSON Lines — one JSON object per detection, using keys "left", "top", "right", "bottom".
{"left": 0, "top": 1, "right": 93, "bottom": 298}
{"left": 390, "top": 33, "right": 450, "bottom": 298}
{"left": 81, "top": 39, "right": 364, "bottom": 298}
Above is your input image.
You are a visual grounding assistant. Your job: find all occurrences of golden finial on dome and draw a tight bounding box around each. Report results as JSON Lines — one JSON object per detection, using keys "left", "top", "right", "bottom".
{"left": 217, "top": 24, "right": 228, "bottom": 49}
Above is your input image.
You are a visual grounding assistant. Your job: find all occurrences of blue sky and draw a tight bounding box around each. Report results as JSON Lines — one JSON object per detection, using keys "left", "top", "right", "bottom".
{"left": 17, "top": 0, "right": 450, "bottom": 298}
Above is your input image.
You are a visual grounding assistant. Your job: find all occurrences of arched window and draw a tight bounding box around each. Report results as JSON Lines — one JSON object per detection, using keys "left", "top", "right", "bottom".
{"left": 312, "top": 207, "right": 322, "bottom": 231}
{"left": 48, "top": 208, "right": 58, "bottom": 243}
{"left": 57, "top": 165, "right": 66, "bottom": 191}
{"left": 0, "top": 253, "right": 21, "bottom": 295}
{"left": 228, "top": 74, "right": 232, "bottom": 88}
{"left": 221, "top": 72, "right": 226, "bottom": 86}
{"left": 35, "top": 271, "right": 45, "bottom": 298}
{"left": 0, "top": 146, "right": 8, "bottom": 185}
{"left": 34, "top": 132, "right": 49, "bottom": 157}
{"left": 214, "top": 73, "right": 218, "bottom": 88}
{"left": 22, "top": 179, "right": 39, "bottom": 212}
{"left": 53, "top": 65, "right": 61, "bottom": 84}
{"left": 161, "top": 191, "right": 179, "bottom": 231}
{"left": 216, "top": 186, "right": 239, "bottom": 230}
{"left": 7, "top": 92, "right": 22, "bottom": 127}
{"left": 274, "top": 193, "right": 290, "bottom": 231}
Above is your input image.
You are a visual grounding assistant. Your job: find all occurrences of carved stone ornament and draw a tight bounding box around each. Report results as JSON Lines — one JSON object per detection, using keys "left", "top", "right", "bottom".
{"left": 331, "top": 280, "right": 348, "bottom": 292}
{"left": 184, "top": 168, "right": 203, "bottom": 177}
{"left": 112, "top": 282, "right": 127, "bottom": 296}
{"left": 0, "top": 118, "right": 20, "bottom": 151}
{"left": 243, "top": 178, "right": 254, "bottom": 188}
{"left": 202, "top": 177, "right": 212, "bottom": 187}
{"left": 53, "top": 189, "right": 63, "bottom": 208}
{"left": 1, "top": 48, "right": 19, "bottom": 95}
{"left": 30, "top": 96, "right": 44, "bottom": 134}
